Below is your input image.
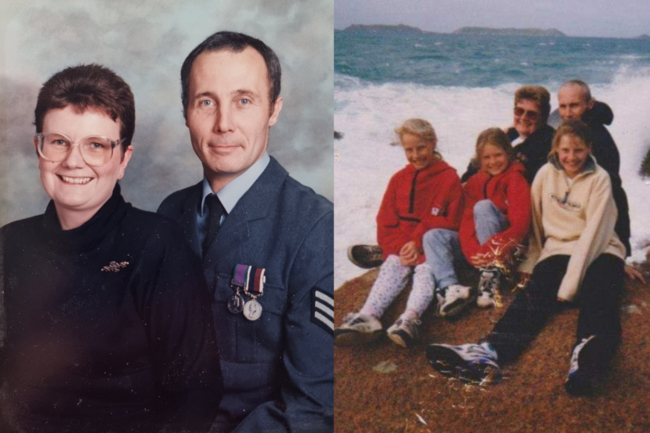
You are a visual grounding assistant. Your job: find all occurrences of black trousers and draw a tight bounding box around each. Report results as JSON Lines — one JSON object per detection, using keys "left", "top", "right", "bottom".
{"left": 485, "top": 254, "right": 624, "bottom": 364}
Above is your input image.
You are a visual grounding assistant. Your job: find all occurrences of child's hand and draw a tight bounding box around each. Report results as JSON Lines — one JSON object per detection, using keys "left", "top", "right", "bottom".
{"left": 471, "top": 253, "right": 493, "bottom": 268}
{"left": 399, "top": 241, "right": 419, "bottom": 266}
{"left": 624, "top": 265, "right": 646, "bottom": 284}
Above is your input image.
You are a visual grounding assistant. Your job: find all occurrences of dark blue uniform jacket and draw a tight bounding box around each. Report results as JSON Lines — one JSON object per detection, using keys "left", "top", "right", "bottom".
{"left": 158, "top": 156, "right": 334, "bottom": 433}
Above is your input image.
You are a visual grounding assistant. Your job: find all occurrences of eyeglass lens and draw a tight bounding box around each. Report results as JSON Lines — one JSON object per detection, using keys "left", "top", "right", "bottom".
{"left": 38, "top": 133, "right": 115, "bottom": 166}
{"left": 513, "top": 106, "right": 539, "bottom": 120}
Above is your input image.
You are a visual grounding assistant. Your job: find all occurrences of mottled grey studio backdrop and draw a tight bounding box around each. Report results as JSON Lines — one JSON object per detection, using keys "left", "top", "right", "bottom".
{"left": 0, "top": 0, "right": 333, "bottom": 226}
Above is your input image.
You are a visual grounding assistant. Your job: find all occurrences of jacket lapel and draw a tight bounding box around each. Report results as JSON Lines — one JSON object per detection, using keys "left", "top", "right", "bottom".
{"left": 202, "top": 157, "right": 288, "bottom": 269}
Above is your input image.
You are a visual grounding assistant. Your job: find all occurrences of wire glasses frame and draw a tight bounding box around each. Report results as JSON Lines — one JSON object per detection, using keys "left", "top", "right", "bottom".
{"left": 35, "top": 132, "right": 125, "bottom": 167}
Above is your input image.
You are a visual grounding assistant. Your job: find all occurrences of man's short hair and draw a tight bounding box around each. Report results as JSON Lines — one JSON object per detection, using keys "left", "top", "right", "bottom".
{"left": 514, "top": 85, "right": 551, "bottom": 124}
{"left": 561, "top": 79, "right": 592, "bottom": 103}
{"left": 34, "top": 64, "right": 135, "bottom": 152}
{"left": 180, "top": 31, "right": 282, "bottom": 118}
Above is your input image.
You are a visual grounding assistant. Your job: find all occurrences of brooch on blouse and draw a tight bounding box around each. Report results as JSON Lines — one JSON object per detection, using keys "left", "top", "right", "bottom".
{"left": 101, "top": 261, "right": 129, "bottom": 272}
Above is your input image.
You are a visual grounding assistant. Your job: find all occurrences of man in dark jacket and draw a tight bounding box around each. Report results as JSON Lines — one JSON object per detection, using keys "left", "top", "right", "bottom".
{"left": 157, "top": 32, "right": 333, "bottom": 433}
{"left": 558, "top": 80, "right": 629, "bottom": 252}
{"left": 557, "top": 79, "right": 643, "bottom": 281}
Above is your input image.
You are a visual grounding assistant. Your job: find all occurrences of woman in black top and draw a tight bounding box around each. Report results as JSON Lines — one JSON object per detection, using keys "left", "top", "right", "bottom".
{"left": 0, "top": 64, "right": 222, "bottom": 433}
{"left": 461, "top": 85, "right": 555, "bottom": 184}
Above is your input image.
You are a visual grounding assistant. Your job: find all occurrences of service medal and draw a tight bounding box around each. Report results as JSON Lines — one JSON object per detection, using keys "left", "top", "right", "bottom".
{"left": 227, "top": 293, "right": 245, "bottom": 314}
{"left": 243, "top": 299, "right": 263, "bottom": 321}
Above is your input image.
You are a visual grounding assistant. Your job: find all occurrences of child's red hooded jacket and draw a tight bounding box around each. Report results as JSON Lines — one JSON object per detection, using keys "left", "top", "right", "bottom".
{"left": 376, "top": 159, "right": 463, "bottom": 264}
{"left": 459, "top": 161, "right": 531, "bottom": 266}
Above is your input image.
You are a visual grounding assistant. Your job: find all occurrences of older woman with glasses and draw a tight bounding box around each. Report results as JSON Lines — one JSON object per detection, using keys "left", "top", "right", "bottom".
{"left": 0, "top": 64, "right": 223, "bottom": 433}
{"left": 462, "top": 85, "right": 555, "bottom": 184}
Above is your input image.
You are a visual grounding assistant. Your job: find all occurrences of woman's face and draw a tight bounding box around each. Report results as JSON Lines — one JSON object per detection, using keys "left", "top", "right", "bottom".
{"left": 401, "top": 132, "right": 437, "bottom": 170}
{"left": 513, "top": 98, "right": 542, "bottom": 138}
{"left": 480, "top": 143, "right": 509, "bottom": 176}
{"left": 556, "top": 134, "right": 590, "bottom": 178}
{"left": 36, "top": 105, "right": 133, "bottom": 220}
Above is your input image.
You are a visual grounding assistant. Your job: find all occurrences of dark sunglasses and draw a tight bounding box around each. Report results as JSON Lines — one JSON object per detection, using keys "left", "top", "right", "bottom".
{"left": 513, "top": 106, "right": 540, "bottom": 121}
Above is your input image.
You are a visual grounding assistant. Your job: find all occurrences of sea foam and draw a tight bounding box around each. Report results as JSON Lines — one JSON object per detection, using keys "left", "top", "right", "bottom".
{"left": 335, "top": 68, "right": 650, "bottom": 287}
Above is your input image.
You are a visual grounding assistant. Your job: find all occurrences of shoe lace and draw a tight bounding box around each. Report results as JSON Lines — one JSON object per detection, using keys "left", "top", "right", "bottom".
{"left": 479, "top": 269, "right": 500, "bottom": 293}
{"left": 397, "top": 317, "right": 421, "bottom": 337}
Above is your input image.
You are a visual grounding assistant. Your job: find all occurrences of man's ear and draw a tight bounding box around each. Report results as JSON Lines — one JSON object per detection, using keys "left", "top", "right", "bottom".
{"left": 268, "top": 97, "right": 283, "bottom": 127}
{"left": 587, "top": 97, "right": 595, "bottom": 110}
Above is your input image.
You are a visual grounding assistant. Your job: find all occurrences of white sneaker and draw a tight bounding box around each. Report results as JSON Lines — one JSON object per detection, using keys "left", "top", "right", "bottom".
{"left": 476, "top": 269, "right": 501, "bottom": 308}
{"left": 426, "top": 342, "right": 501, "bottom": 384}
{"left": 565, "top": 335, "right": 601, "bottom": 396}
{"left": 387, "top": 316, "right": 421, "bottom": 348}
{"left": 436, "top": 284, "right": 474, "bottom": 317}
{"left": 334, "top": 312, "right": 383, "bottom": 346}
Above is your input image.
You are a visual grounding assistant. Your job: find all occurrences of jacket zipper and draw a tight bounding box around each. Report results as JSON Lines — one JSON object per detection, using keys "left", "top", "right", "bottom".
{"left": 409, "top": 170, "right": 420, "bottom": 214}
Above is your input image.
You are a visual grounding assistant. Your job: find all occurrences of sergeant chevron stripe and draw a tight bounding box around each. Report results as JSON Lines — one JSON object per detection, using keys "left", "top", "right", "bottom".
{"left": 311, "top": 288, "right": 334, "bottom": 335}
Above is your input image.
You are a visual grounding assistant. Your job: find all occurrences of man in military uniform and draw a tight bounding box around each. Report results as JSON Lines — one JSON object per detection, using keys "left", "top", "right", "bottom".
{"left": 158, "top": 31, "right": 333, "bottom": 433}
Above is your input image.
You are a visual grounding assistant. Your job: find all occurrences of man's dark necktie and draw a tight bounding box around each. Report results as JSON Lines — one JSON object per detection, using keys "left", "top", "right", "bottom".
{"left": 203, "top": 194, "right": 225, "bottom": 256}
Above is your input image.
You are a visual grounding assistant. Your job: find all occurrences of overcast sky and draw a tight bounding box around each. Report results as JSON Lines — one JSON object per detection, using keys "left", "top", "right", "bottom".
{"left": 335, "top": 0, "right": 650, "bottom": 39}
{"left": 0, "top": 0, "right": 332, "bottom": 225}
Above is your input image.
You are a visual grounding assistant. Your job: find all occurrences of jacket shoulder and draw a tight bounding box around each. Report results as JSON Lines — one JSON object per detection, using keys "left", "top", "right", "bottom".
{"left": 157, "top": 183, "right": 201, "bottom": 218}
{"left": 281, "top": 175, "right": 333, "bottom": 220}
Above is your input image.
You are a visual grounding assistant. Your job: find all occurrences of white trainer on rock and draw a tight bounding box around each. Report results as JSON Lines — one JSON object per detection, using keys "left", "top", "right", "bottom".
{"left": 426, "top": 342, "right": 501, "bottom": 384}
{"left": 387, "top": 316, "right": 421, "bottom": 348}
{"left": 334, "top": 312, "right": 383, "bottom": 346}
{"left": 476, "top": 269, "right": 501, "bottom": 308}
{"left": 436, "top": 284, "right": 474, "bottom": 317}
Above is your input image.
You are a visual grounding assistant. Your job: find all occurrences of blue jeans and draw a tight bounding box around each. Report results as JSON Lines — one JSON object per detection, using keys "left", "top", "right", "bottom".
{"left": 422, "top": 228, "right": 462, "bottom": 289}
{"left": 474, "top": 199, "right": 509, "bottom": 245}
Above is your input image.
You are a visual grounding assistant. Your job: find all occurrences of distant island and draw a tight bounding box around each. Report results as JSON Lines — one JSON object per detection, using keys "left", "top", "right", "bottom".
{"left": 637, "top": 34, "right": 650, "bottom": 40}
{"left": 342, "top": 24, "right": 565, "bottom": 37}
{"left": 343, "top": 24, "right": 432, "bottom": 34}
{"left": 453, "top": 26, "right": 565, "bottom": 37}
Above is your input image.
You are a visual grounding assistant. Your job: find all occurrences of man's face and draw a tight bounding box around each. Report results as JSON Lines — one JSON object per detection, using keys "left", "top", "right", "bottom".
{"left": 558, "top": 85, "right": 593, "bottom": 121}
{"left": 185, "top": 47, "right": 282, "bottom": 187}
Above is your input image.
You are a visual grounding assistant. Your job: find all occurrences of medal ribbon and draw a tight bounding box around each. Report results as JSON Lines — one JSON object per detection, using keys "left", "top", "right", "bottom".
{"left": 232, "top": 264, "right": 265, "bottom": 296}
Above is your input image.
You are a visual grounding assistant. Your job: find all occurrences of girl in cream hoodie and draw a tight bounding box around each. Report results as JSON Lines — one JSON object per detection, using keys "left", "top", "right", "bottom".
{"left": 427, "top": 119, "right": 626, "bottom": 396}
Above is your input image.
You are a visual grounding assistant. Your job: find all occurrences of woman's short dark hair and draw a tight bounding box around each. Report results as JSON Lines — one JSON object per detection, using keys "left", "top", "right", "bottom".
{"left": 34, "top": 64, "right": 135, "bottom": 152}
{"left": 180, "top": 31, "right": 282, "bottom": 118}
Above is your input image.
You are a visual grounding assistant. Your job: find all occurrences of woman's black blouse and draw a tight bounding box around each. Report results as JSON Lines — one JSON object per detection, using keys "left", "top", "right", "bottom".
{"left": 0, "top": 185, "right": 223, "bottom": 432}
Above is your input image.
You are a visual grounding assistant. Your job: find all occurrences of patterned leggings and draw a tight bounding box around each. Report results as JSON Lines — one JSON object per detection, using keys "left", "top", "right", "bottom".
{"left": 359, "top": 255, "right": 434, "bottom": 319}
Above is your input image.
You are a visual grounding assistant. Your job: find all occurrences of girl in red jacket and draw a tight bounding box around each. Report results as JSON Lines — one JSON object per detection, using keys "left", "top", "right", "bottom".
{"left": 459, "top": 128, "right": 531, "bottom": 308}
{"left": 335, "top": 119, "right": 469, "bottom": 348}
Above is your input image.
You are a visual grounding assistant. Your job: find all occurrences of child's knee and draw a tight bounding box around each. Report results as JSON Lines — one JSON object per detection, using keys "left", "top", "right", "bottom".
{"left": 423, "top": 228, "right": 456, "bottom": 246}
{"left": 474, "top": 199, "right": 497, "bottom": 217}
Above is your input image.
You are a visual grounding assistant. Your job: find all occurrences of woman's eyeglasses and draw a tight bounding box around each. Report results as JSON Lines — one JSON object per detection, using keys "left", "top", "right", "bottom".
{"left": 513, "top": 106, "right": 540, "bottom": 121}
{"left": 35, "top": 133, "right": 124, "bottom": 166}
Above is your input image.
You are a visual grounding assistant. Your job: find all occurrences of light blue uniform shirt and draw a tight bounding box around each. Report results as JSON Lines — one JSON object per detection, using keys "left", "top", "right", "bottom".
{"left": 197, "top": 152, "right": 271, "bottom": 248}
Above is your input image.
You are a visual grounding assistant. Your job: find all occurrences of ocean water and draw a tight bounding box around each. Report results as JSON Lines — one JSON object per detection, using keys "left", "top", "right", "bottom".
{"left": 334, "top": 29, "right": 650, "bottom": 287}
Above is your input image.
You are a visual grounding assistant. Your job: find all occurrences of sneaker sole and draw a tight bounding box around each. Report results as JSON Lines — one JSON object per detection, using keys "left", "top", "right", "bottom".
{"left": 439, "top": 297, "right": 472, "bottom": 317}
{"left": 387, "top": 330, "right": 413, "bottom": 348}
{"left": 346, "top": 245, "right": 384, "bottom": 269}
{"left": 426, "top": 345, "right": 499, "bottom": 384}
{"left": 334, "top": 329, "right": 383, "bottom": 346}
